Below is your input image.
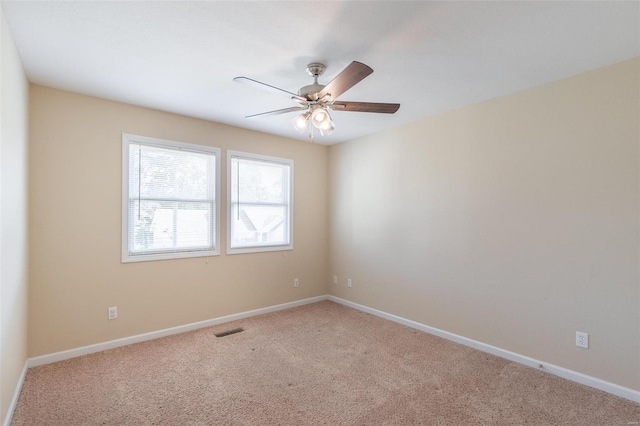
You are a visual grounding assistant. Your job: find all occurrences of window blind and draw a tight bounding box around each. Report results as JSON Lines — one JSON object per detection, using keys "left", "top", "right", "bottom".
{"left": 229, "top": 154, "right": 291, "bottom": 250}
{"left": 127, "top": 142, "right": 216, "bottom": 256}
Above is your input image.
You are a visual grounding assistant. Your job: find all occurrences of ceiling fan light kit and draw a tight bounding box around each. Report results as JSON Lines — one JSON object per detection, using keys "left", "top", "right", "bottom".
{"left": 234, "top": 61, "right": 400, "bottom": 141}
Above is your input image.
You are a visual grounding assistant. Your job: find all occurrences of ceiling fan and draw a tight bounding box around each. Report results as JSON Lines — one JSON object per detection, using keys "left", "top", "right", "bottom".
{"left": 233, "top": 61, "right": 400, "bottom": 140}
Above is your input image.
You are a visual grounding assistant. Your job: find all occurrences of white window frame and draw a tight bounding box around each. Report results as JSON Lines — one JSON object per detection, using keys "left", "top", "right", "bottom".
{"left": 122, "top": 133, "right": 220, "bottom": 263}
{"left": 227, "top": 150, "right": 294, "bottom": 255}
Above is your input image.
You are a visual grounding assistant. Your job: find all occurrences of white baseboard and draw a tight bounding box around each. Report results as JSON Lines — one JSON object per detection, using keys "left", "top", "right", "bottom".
{"left": 28, "top": 295, "right": 328, "bottom": 368}
{"left": 3, "top": 361, "right": 28, "bottom": 426}
{"left": 328, "top": 295, "right": 640, "bottom": 404}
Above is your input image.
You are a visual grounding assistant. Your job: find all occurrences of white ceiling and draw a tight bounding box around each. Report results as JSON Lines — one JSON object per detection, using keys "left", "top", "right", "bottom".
{"left": 2, "top": 1, "right": 639, "bottom": 145}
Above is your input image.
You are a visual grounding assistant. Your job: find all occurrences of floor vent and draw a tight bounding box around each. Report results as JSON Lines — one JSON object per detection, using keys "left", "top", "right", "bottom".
{"left": 214, "top": 327, "right": 244, "bottom": 338}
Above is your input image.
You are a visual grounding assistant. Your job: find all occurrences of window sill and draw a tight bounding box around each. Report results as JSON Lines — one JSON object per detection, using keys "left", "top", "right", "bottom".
{"left": 122, "top": 249, "right": 220, "bottom": 263}
{"left": 226, "top": 244, "right": 293, "bottom": 255}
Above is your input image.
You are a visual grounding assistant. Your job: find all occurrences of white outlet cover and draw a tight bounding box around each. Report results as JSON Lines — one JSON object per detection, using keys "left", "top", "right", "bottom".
{"left": 347, "top": 279, "right": 352, "bottom": 288}
{"left": 576, "top": 331, "right": 589, "bottom": 348}
{"left": 108, "top": 306, "right": 117, "bottom": 320}
{"left": 294, "top": 278, "right": 299, "bottom": 288}
{"left": 333, "top": 275, "right": 338, "bottom": 284}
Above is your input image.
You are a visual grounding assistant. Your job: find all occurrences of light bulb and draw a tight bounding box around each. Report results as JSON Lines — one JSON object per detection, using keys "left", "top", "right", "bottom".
{"left": 293, "top": 112, "right": 310, "bottom": 133}
{"left": 319, "top": 118, "right": 335, "bottom": 136}
{"left": 311, "top": 107, "right": 330, "bottom": 128}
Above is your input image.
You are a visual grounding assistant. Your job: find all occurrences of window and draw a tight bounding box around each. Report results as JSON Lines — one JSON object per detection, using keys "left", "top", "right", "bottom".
{"left": 227, "top": 150, "right": 293, "bottom": 254}
{"left": 122, "top": 134, "right": 220, "bottom": 262}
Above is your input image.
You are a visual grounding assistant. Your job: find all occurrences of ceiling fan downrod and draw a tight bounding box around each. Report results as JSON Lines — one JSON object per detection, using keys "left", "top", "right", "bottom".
{"left": 299, "top": 63, "right": 327, "bottom": 100}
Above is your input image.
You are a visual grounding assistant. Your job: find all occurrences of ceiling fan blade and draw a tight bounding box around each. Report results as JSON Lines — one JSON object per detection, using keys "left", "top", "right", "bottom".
{"left": 245, "top": 106, "right": 307, "bottom": 119}
{"left": 316, "top": 61, "right": 373, "bottom": 101}
{"left": 330, "top": 101, "right": 400, "bottom": 114}
{"left": 234, "top": 77, "right": 307, "bottom": 102}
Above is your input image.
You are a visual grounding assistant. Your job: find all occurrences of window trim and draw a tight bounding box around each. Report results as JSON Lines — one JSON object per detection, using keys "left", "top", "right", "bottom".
{"left": 226, "top": 150, "right": 294, "bottom": 255}
{"left": 121, "top": 133, "right": 221, "bottom": 263}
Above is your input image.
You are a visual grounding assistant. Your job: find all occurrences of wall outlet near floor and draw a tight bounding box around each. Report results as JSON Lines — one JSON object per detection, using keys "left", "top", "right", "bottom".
{"left": 333, "top": 275, "right": 338, "bottom": 284}
{"left": 576, "top": 331, "right": 589, "bottom": 348}
{"left": 347, "top": 278, "right": 352, "bottom": 288}
{"left": 294, "top": 278, "right": 299, "bottom": 288}
{"left": 108, "top": 306, "right": 118, "bottom": 320}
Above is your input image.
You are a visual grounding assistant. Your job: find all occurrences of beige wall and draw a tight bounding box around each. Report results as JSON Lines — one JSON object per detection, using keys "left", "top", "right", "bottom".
{"left": 28, "top": 86, "right": 329, "bottom": 357}
{"left": 0, "top": 9, "right": 29, "bottom": 425}
{"left": 329, "top": 58, "right": 640, "bottom": 390}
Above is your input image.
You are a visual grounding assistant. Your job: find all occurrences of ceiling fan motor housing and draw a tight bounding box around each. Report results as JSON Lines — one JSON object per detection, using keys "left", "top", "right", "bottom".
{"left": 298, "top": 83, "right": 325, "bottom": 99}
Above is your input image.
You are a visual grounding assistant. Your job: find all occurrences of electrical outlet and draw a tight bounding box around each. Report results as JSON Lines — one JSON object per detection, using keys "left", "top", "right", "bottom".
{"left": 576, "top": 331, "right": 589, "bottom": 348}
{"left": 294, "top": 278, "right": 299, "bottom": 288}
{"left": 333, "top": 275, "right": 338, "bottom": 284}
{"left": 347, "top": 278, "right": 352, "bottom": 288}
{"left": 108, "top": 306, "right": 117, "bottom": 320}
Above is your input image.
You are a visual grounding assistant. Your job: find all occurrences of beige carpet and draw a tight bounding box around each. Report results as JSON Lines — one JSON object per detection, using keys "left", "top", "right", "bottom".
{"left": 12, "top": 301, "right": 640, "bottom": 425}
